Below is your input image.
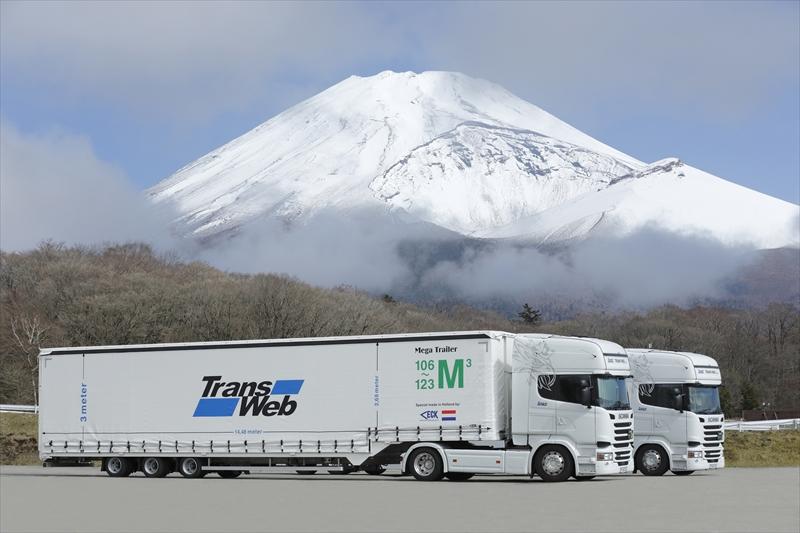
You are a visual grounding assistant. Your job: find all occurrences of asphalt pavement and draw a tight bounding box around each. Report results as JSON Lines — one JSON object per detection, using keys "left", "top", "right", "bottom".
{"left": 1, "top": 466, "right": 798, "bottom": 532}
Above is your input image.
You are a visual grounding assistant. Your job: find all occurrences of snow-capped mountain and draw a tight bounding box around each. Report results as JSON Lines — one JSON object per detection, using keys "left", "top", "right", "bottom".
{"left": 149, "top": 70, "right": 799, "bottom": 249}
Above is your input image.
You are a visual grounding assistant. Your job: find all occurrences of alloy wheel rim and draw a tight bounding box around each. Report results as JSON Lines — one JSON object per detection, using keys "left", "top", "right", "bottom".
{"left": 542, "top": 451, "right": 565, "bottom": 476}
{"left": 414, "top": 452, "right": 436, "bottom": 476}
{"left": 108, "top": 457, "right": 123, "bottom": 474}
{"left": 144, "top": 458, "right": 160, "bottom": 475}
{"left": 183, "top": 459, "right": 198, "bottom": 475}
{"left": 643, "top": 449, "right": 661, "bottom": 470}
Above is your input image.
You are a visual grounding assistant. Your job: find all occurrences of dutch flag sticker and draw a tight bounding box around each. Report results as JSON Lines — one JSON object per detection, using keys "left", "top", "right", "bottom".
{"left": 441, "top": 409, "right": 457, "bottom": 421}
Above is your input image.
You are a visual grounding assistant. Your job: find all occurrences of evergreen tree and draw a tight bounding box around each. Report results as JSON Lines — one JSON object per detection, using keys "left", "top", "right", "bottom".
{"left": 518, "top": 304, "right": 541, "bottom": 325}
{"left": 740, "top": 382, "right": 760, "bottom": 412}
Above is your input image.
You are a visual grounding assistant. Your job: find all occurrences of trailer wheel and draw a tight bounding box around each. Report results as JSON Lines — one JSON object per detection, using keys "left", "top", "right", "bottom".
{"left": 105, "top": 457, "right": 132, "bottom": 477}
{"left": 672, "top": 470, "right": 694, "bottom": 476}
{"left": 534, "top": 445, "right": 573, "bottom": 482}
{"left": 217, "top": 471, "right": 242, "bottom": 478}
{"left": 408, "top": 447, "right": 444, "bottom": 481}
{"left": 142, "top": 457, "right": 170, "bottom": 478}
{"left": 635, "top": 445, "right": 669, "bottom": 476}
{"left": 444, "top": 472, "right": 474, "bottom": 481}
{"left": 178, "top": 457, "right": 204, "bottom": 478}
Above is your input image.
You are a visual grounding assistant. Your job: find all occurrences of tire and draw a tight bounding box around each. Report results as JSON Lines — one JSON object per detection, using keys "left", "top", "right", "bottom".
{"left": 142, "top": 457, "right": 170, "bottom": 478}
{"left": 105, "top": 457, "right": 132, "bottom": 478}
{"left": 408, "top": 447, "right": 444, "bottom": 481}
{"left": 672, "top": 470, "right": 694, "bottom": 476}
{"left": 635, "top": 445, "right": 669, "bottom": 476}
{"left": 217, "top": 470, "right": 242, "bottom": 478}
{"left": 534, "top": 445, "right": 573, "bottom": 482}
{"left": 573, "top": 475, "right": 596, "bottom": 481}
{"left": 444, "top": 472, "right": 474, "bottom": 481}
{"left": 178, "top": 457, "right": 204, "bottom": 479}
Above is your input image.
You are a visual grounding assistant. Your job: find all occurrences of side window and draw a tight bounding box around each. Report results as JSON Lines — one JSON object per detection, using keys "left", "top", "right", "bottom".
{"left": 538, "top": 374, "right": 591, "bottom": 404}
{"left": 639, "top": 384, "right": 680, "bottom": 408}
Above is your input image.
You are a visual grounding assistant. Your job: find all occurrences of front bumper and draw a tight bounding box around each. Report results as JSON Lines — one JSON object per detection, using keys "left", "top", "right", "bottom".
{"left": 576, "top": 453, "right": 633, "bottom": 476}
{"left": 672, "top": 450, "right": 725, "bottom": 471}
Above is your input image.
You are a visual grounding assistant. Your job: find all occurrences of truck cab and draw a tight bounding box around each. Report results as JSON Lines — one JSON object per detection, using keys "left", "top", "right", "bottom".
{"left": 627, "top": 349, "right": 724, "bottom": 476}
{"left": 509, "top": 334, "right": 635, "bottom": 479}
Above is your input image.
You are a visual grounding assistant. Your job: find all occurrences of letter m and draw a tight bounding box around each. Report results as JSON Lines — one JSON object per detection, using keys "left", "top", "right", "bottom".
{"left": 438, "top": 359, "right": 464, "bottom": 389}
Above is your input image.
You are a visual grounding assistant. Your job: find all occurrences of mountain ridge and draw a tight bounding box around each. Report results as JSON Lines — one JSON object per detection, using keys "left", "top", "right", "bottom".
{"left": 148, "top": 70, "right": 799, "bottom": 250}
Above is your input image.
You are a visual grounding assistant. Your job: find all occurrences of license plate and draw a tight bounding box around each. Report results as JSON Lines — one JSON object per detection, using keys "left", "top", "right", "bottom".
{"left": 709, "top": 463, "right": 719, "bottom": 469}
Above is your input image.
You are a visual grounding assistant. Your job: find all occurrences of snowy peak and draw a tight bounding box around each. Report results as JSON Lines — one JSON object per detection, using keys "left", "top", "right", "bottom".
{"left": 483, "top": 159, "right": 800, "bottom": 249}
{"left": 147, "top": 70, "right": 639, "bottom": 237}
{"left": 148, "top": 70, "right": 799, "bottom": 250}
{"left": 370, "top": 121, "right": 639, "bottom": 234}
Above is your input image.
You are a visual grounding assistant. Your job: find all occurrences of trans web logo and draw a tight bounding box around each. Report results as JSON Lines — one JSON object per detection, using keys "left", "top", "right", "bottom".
{"left": 193, "top": 376, "right": 304, "bottom": 418}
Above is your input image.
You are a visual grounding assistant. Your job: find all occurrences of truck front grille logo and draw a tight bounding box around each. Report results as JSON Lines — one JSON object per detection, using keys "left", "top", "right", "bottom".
{"left": 193, "top": 376, "right": 304, "bottom": 417}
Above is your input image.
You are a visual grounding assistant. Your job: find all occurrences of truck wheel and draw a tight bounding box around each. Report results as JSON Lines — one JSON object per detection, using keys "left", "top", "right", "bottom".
{"left": 178, "top": 457, "right": 204, "bottom": 478}
{"left": 534, "top": 445, "right": 573, "bottom": 482}
{"left": 444, "top": 472, "right": 474, "bottom": 481}
{"left": 217, "top": 471, "right": 242, "bottom": 478}
{"left": 105, "top": 457, "right": 132, "bottom": 477}
{"left": 408, "top": 447, "right": 444, "bottom": 481}
{"left": 672, "top": 470, "right": 694, "bottom": 476}
{"left": 636, "top": 445, "right": 669, "bottom": 476}
{"left": 142, "top": 457, "right": 170, "bottom": 478}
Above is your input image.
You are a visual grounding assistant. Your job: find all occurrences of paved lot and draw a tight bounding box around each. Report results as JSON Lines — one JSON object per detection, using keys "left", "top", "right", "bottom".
{"left": 1, "top": 466, "right": 798, "bottom": 532}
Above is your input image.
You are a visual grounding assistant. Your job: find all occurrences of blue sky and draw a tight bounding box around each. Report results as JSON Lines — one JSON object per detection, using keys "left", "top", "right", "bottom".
{"left": 1, "top": 0, "right": 799, "bottom": 203}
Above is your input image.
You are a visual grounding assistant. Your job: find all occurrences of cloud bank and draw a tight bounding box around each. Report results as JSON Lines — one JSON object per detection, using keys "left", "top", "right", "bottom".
{"left": 197, "top": 209, "right": 758, "bottom": 311}
{"left": 0, "top": 122, "right": 177, "bottom": 250}
{"left": 2, "top": 1, "right": 796, "bottom": 124}
{"left": 0, "top": 116, "right": 772, "bottom": 314}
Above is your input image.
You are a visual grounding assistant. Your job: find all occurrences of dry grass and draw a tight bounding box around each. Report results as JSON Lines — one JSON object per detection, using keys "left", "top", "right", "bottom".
{"left": 0, "top": 412, "right": 38, "bottom": 465}
{"left": 724, "top": 429, "right": 800, "bottom": 467}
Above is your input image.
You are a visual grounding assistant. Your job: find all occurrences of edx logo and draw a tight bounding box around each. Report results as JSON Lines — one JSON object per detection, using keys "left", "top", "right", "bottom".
{"left": 193, "top": 376, "right": 304, "bottom": 418}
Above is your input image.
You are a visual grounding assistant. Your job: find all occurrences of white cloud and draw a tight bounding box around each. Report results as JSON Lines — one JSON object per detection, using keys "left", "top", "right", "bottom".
{"left": 2, "top": 1, "right": 795, "bottom": 125}
{"left": 0, "top": 121, "right": 177, "bottom": 250}
{"left": 0, "top": 1, "right": 404, "bottom": 121}
{"left": 423, "top": 1, "right": 799, "bottom": 123}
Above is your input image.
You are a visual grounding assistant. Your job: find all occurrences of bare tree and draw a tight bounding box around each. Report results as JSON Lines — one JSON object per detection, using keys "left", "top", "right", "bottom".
{"left": 10, "top": 314, "right": 47, "bottom": 406}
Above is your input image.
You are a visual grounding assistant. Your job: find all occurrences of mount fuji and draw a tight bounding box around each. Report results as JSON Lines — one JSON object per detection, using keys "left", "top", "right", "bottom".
{"left": 148, "top": 70, "right": 799, "bottom": 251}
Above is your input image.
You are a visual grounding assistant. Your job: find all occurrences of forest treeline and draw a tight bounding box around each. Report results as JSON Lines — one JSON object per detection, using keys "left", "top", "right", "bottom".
{"left": 1, "top": 242, "right": 797, "bottom": 415}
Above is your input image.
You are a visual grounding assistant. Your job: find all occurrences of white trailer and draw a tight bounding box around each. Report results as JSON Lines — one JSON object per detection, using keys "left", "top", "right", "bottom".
{"left": 627, "top": 349, "right": 725, "bottom": 475}
{"left": 39, "top": 331, "right": 634, "bottom": 481}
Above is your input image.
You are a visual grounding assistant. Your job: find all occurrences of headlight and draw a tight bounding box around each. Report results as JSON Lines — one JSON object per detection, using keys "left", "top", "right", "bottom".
{"left": 596, "top": 452, "right": 614, "bottom": 461}
{"left": 688, "top": 450, "right": 704, "bottom": 459}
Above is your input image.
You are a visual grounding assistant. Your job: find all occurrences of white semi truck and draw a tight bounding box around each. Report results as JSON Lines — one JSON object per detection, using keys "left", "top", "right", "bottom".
{"left": 38, "top": 331, "right": 634, "bottom": 481}
{"left": 627, "top": 349, "right": 724, "bottom": 476}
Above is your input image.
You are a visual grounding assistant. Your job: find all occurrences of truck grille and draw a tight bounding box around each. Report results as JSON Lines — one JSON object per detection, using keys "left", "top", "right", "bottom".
{"left": 702, "top": 423, "right": 724, "bottom": 463}
{"left": 613, "top": 420, "right": 634, "bottom": 466}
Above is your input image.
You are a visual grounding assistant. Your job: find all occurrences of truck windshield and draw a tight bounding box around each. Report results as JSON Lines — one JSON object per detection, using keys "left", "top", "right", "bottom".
{"left": 688, "top": 385, "right": 722, "bottom": 414}
{"left": 593, "top": 376, "right": 631, "bottom": 410}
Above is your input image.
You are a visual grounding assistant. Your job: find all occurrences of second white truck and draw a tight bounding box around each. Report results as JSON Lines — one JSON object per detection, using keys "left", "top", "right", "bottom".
{"left": 627, "top": 349, "right": 725, "bottom": 476}
{"left": 39, "top": 331, "right": 634, "bottom": 481}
